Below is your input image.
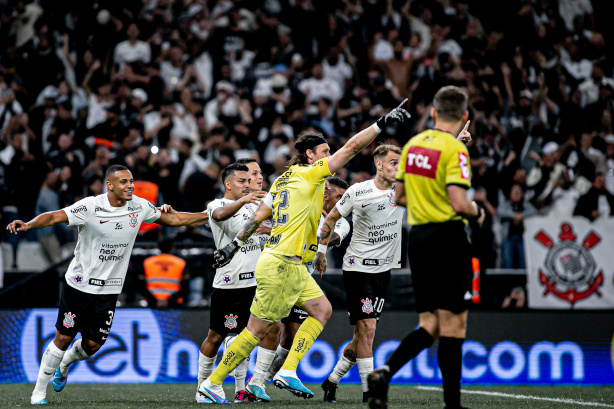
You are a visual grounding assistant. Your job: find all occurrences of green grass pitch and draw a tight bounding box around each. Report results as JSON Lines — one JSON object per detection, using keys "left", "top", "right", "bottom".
{"left": 1, "top": 384, "right": 613, "bottom": 408}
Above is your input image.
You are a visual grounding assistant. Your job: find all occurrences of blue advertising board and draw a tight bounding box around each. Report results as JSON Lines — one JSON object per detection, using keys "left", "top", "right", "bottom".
{"left": 1, "top": 309, "right": 612, "bottom": 385}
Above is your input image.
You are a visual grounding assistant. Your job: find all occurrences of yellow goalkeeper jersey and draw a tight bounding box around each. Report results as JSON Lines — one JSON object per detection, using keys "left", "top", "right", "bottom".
{"left": 264, "top": 157, "right": 334, "bottom": 262}
{"left": 395, "top": 129, "right": 471, "bottom": 225}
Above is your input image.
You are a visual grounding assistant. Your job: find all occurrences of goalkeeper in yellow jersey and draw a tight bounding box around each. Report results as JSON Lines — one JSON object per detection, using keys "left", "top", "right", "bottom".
{"left": 197, "top": 101, "right": 410, "bottom": 404}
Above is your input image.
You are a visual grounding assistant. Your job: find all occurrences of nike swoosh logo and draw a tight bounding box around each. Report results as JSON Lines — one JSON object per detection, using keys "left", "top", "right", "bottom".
{"left": 101, "top": 336, "right": 107, "bottom": 340}
{"left": 99, "top": 220, "right": 110, "bottom": 224}
{"left": 362, "top": 203, "right": 372, "bottom": 208}
{"left": 298, "top": 315, "right": 308, "bottom": 319}
{"left": 44, "top": 372, "right": 53, "bottom": 375}
{"left": 233, "top": 214, "right": 240, "bottom": 217}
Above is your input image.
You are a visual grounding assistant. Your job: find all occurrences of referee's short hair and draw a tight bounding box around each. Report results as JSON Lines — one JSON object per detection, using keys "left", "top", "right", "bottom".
{"left": 105, "top": 165, "right": 130, "bottom": 180}
{"left": 374, "top": 144, "right": 402, "bottom": 162}
{"left": 221, "top": 163, "right": 249, "bottom": 183}
{"left": 433, "top": 86, "right": 468, "bottom": 122}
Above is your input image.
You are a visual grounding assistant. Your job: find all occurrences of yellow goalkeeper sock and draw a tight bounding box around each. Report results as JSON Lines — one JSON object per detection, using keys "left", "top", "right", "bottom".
{"left": 210, "top": 329, "right": 260, "bottom": 385}
{"left": 282, "top": 316, "right": 323, "bottom": 371}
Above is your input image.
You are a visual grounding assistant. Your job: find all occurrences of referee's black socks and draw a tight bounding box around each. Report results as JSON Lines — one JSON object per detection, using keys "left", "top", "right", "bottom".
{"left": 438, "top": 337, "right": 464, "bottom": 409}
{"left": 384, "top": 327, "right": 434, "bottom": 381}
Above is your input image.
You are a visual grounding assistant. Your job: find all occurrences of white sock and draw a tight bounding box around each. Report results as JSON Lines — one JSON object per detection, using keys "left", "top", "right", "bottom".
{"left": 197, "top": 352, "right": 215, "bottom": 390}
{"left": 328, "top": 355, "right": 356, "bottom": 384}
{"left": 250, "top": 346, "right": 276, "bottom": 385}
{"left": 357, "top": 357, "right": 374, "bottom": 393}
{"left": 59, "top": 339, "right": 92, "bottom": 376}
{"left": 277, "top": 367, "right": 297, "bottom": 378}
{"left": 264, "top": 345, "right": 289, "bottom": 382}
{"left": 32, "top": 342, "right": 65, "bottom": 400}
{"left": 234, "top": 358, "right": 248, "bottom": 393}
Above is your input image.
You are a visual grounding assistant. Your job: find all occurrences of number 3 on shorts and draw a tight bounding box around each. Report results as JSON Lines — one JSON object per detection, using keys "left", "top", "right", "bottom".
{"left": 106, "top": 311, "right": 114, "bottom": 326}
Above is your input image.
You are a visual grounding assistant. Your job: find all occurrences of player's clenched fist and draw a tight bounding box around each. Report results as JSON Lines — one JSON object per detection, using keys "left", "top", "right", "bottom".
{"left": 213, "top": 240, "right": 241, "bottom": 268}
{"left": 375, "top": 98, "right": 411, "bottom": 130}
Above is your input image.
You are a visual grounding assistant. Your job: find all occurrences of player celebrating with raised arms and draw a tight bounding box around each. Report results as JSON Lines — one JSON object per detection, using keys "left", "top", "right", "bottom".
{"left": 6, "top": 165, "right": 210, "bottom": 405}
{"left": 197, "top": 100, "right": 410, "bottom": 404}
{"left": 315, "top": 144, "right": 405, "bottom": 403}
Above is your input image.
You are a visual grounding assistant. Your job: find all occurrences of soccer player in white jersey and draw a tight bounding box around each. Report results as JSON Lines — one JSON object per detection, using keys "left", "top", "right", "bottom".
{"left": 5, "top": 165, "right": 210, "bottom": 405}
{"left": 196, "top": 163, "right": 267, "bottom": 404}
{"left": 256, "top": 177, "right": 351, "bottom": 397}
{"left": 315, "top": 145, "right": 405, "bottom": 403}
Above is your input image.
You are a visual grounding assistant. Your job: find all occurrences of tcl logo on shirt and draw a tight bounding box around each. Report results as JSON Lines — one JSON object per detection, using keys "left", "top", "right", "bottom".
{"left": 406, "top": 146, "right": 441, "bottom": 179}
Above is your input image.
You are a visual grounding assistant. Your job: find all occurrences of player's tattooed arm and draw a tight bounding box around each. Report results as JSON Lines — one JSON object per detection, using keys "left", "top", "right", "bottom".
{"left": 315, "top": 206, "right": 343, "bottom": 277}
{"left": 318, "top": 206, "right": 342, "bottom": 246}
{"left": 235, "top": 202, "right": 273, "bottom": 243}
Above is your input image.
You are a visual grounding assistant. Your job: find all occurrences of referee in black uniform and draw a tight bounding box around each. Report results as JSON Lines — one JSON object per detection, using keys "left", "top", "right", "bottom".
{"left": 368, "top": 86, "right": 485, "bottom": 409}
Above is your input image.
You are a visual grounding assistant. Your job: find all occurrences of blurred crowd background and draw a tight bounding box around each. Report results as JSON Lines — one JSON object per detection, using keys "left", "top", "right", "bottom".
{"left": 1, "top": 0, "right": 613, "bottom": 289}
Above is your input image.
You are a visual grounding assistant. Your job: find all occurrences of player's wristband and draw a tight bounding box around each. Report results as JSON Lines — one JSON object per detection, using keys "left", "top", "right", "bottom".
{"left": 317, "top": 244, "right": 328, "bottom": 254}
{"left": 372, "top": 123, "right": 382, "bottom": 133}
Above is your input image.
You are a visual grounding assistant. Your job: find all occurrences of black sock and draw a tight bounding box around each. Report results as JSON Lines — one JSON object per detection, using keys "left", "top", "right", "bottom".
{"left": 384, "top": 328, "right": 435, "bottom": 381}
{"left": 438, "top": 337, "right": 464, "bottom": 409}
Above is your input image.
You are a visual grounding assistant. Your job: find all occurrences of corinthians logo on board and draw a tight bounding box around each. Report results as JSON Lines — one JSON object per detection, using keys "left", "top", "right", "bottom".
{"left": 534, "top": 222, "right": 604, "bottom": 306}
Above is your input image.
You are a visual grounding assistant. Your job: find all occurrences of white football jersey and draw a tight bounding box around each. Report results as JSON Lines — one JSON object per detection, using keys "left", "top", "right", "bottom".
{"left": 304, "top": 213, "right": 350, "bottom": 274}
{"left": 207, "top": 198, "right": 262, "bottom": 289}
{"left": 63, "top": 194, "right": 161, "bottom": 295}
{"left": 336, "top": 179, "right": 404, "bottom": 273}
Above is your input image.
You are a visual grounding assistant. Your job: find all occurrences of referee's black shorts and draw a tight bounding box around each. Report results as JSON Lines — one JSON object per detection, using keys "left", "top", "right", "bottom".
{"left": 408, "top": 220, "right": 473, "bottom": 314}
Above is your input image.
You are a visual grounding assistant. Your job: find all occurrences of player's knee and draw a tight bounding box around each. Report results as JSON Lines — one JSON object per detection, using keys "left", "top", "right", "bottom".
{"left": 357, "top": 320, "right": 376, "bottom": 343}
{"left": 54, "top": 332, "right": 74, "bottom": 350}
{"left": 82, "top": 339, "right": 101, "bottom": 356}
{"left": 206, "top": 332, "right": 225, "bottom": 347}
{"left": 320, "top": 299, "right": 333, "bottom": 322}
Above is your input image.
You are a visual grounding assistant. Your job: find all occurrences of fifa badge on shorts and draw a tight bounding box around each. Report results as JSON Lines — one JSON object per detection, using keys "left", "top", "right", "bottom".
{"left": 74, "top": 274, "right": 84, "bottom": 285}
{"left": 361, "top": 298, "right": 374, "bottom": 314}
{"left": 224, "top": 314, "right": 238, "bottom": 329}
{"left": 349, "top": 257, "right": 356, "bottom": 266}
{"left": 223, "top": 275, "right": 232, "bottom": 284}
{"left": 63, "top": 312, "right": 76, "bottom": 328}
{"left": 128, "top": 213, "right": 139, "bottom": 228}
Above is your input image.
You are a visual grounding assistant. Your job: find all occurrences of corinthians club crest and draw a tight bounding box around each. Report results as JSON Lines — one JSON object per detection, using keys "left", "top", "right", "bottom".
{"left": 534, "top": 223, "right": 604, "bottom": 306}
{"left": 63, "top": 312, "right": 76, "bottom": 328}
{"left": 224, "top": 314, "right": 238, "bottom": 329}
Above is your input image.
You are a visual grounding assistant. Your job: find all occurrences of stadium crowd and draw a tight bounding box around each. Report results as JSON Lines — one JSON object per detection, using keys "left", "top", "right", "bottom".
{"left": 1, "top": 0, "right": 613, "bottom": 274}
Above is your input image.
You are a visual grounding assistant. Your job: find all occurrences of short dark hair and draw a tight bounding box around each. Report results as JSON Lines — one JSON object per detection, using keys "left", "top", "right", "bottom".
{"left": 158, "top": 238, "right": 174, "bottom": 254}
{"left": 236, "top": 158, "right": 257, "bottom": 165}
{"left": 327, "top": 177, "right": 349, "bottom": 190}
{"left": 433, "top": 86, "right": 468, "bottom": 122}
{"left": 221, "top": 163, "right": 249, "bottom": 183}
{"left": 288, "top": 130, "right": 327, "bottom": 167}
{"left": 374, "top": 144, "right": 401, "bottom": 163}
{"left": 105, "top": 165, "right": 130, "bottom": 180}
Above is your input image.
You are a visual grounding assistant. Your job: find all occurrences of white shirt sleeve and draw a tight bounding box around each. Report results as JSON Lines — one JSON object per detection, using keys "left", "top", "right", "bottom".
{"left": 262, "top": 192, "right": 273, "bottom": 209}
{"left": 334, "top": 217, "right": 351, "bottom": 245}
{"left": 63, "top": 197, "right": 95, "bottom": 226}
{"left": 206, "top": 200, "right": 224, "bottom": 226}
{"left": 335, "top": 188, "right": 355, "bottom": 218}
{"left": 142, "top": 200, "right": 161, "bottom": 223}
